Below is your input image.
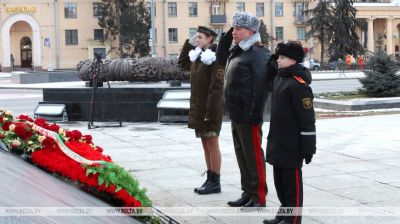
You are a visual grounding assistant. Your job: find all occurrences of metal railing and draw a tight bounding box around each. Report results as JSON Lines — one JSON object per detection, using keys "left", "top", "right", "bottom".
{"left": 210, "top": 15, "right": 227, "bottom": 24}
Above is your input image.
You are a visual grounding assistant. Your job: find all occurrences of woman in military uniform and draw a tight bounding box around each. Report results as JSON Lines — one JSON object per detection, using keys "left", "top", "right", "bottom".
{"left": 178, "top": 26, "right": 225, "bottom": 195}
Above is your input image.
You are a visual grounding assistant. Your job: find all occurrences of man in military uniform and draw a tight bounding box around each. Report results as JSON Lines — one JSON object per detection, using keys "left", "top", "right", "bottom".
{"left": 263, "top": 41, "right": 316, "bottom": 224}
{"left": 221, "top": 12, "right": 271, "bottom": 207}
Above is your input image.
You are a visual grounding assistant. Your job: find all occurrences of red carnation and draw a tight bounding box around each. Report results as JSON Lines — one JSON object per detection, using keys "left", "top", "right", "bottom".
{"left": 48, "top": 123, "right": 60, "bottom": 132}
{"left": 83, "top": 135, "right": 93, "bottom": 143}
{"left": 2, "top": 122, "right": 12, "bottom": 131}
{"left": 13, "top": 123, "right": 33, "bottom": 140}
{"left": 0, "top": 116, "right": 3, "bottom": 123}
{"left": 71, "top": 130, "right": 82, "bottom": 140}
{"left": 95, "top": 146, "right": 104, "bottom": 153}
{"left": 17, "top": 114, "right": 34, "bottom": 122}
{"left": 34, "top": 118, "right": 47, "bottom": 127}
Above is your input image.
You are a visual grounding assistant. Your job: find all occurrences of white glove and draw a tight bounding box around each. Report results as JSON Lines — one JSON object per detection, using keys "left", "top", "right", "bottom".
{"left": 188, "top": 34, "right": 197, "bottom": 47}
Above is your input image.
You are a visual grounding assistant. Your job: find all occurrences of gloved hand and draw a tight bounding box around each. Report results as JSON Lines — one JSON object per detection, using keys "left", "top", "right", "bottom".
{"left": 302, "top": 154, "right": 313, "bottom": 164}
{"left": 188, "top": 34, "right": 197, "bottom": 47}
{"left": 268, "top": 54, "right": 279, "bottom": 70}
{"left": 266, "top": 54, "right": 279, "bottom": 91}
{"left": 216, "top": 27, "right": 233, "bottom": 66}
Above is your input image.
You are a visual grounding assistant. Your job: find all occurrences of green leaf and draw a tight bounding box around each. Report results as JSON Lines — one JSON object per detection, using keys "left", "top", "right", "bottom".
{"left": 98, "top": 176, "right": 105, "bottom": 186}
{"left": 115, "top": 186, "right": 122, "bottom": 192}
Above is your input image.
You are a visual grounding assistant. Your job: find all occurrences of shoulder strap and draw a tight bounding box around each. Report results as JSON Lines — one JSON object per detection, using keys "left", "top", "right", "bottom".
{"left": 292, "top": 75, "right": 306, "bottom": 84}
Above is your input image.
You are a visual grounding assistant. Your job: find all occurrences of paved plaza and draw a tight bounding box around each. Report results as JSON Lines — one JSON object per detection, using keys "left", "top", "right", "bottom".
{"left": 1, "top": 72, "right": 400, "bottom": 223}
{"left": 60, "top": 114, "right": 400, "bottom": 224}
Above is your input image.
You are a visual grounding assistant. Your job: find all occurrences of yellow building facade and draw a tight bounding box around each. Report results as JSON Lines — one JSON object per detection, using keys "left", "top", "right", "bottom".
{"left": 1, "top": 0, "right": 399, "bottom": 72}
{"left": 149, "top": 0, "right": 400, "bottom": 61}
{"left": 0, "top": 0, "right": 109, "bottom": 71}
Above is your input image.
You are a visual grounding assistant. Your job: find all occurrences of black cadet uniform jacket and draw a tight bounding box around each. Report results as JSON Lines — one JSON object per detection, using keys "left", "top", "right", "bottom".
{"left": 266, "top": 64, "right": 316, "bottom": 168}
{"left": 224, "top": 44, "right": 270, "bottom": 124}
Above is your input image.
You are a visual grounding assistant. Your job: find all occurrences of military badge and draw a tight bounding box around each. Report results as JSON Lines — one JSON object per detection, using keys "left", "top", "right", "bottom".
{"left": 302, "top": 98, "right": 313, "bottom": 109}
{"left": 217, "top": 69, "right": 224, "bottom": 79}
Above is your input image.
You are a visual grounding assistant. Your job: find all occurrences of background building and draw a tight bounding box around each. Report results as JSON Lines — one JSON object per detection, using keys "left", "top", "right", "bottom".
{"left": 2, "top": 0, "right": 399, "bottom": 72}
{"left": 148, "top": 0, "right": 318, "bottom": 59}
{"left": 0, "top": 0, "right": 110, "bottom": 71}
{"left": 148, "top": 0, "right": 400, "bottom": 62}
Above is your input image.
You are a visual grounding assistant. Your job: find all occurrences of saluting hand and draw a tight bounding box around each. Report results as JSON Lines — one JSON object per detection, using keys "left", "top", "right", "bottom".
{"left": 216, "top": 27, "right": 233, "bottom": 66}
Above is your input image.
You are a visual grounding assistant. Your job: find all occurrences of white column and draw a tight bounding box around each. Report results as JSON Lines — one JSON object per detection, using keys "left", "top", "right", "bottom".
{"left": 367, "top": 18, "right": 375, "bottom": 52}
{"left": 386, "top": 18, "right": 393, "bottom": 55}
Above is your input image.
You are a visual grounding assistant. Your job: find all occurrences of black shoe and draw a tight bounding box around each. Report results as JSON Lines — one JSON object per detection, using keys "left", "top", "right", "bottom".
{"left": 194, "top": 170, "right": 210, "bottom": 193}
{"left": 242, "top": 200, "right": 265, "bottom": 207}
{"left": 277, "top": 221, "right": 290, "bottom": 224}
{"left": 263, "top": 217, "right": 282, "bottom": 224}
{"left": 197, "top": 171, "right": 221, "bottom": 195}
{"left": 227, "top": 195, "right": 250, "bottom": 207}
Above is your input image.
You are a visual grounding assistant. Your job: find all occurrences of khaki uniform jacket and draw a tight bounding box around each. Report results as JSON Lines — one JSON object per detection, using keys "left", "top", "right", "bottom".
{"left": 178, "top": 40, "right": 225, "bottom": 131}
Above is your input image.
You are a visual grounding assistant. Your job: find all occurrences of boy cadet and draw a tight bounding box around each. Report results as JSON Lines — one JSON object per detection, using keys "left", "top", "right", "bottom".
{"left": 264, "top": 41, "right": 316, "bottom": 224}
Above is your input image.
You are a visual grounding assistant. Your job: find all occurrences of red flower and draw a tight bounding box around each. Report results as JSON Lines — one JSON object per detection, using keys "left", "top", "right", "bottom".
{"left": 2, "top": 122, "right": 12, "bottom": 131}
{"left": 0, "top": 116, "right": 3, "bottom": 123}
{"left": 13, "top": 123, "right": 33, "bottom": 141}
{"left": 83, "top": 135, "right": 93, "bottom": 144}
{"left": 0, "top": 133, "right": 5, "bottom": 139}
{"left": 47, "top": 123, "right": 60, "bottom": 132}
{"left": 96, "top": 146, "right": 104, "bottom": 153}
{"left": 17, "top": 114, "right": 34, "bottom": 122}
{"left": 41, "top": 137, "right": 56, "bottom": 148}
{"left": 34, "top": 118, "right": 48, "bottom": 128}
{"left": 66, "top": 130, "right": 83, "bottom": 141}
{"left": 71, "top": 130, "right": 82, "bottom": 140}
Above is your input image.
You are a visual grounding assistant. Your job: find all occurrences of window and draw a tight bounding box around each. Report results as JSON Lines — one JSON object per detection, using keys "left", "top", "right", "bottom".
{"left": 169, "top": 28, "right": 178, "bottom": 42}
{"left": 65, "top": 30, "right": 78, "bottom": 45}
{"left": 169, "top": 54, "right": 178, "bottom": 59}
{"left": 297, "top": 27, "right": 306, "bottom": 40}
{"left": 294, "top": 3, "right": 306, "bottom": 22}
{"left": 237, "top": 2, "right": 245, "bottom": 12}
{"left": 94, "top": 29, "right": 104, "bottom": 41}
{"left": 93, "top": 48, "right": 106, "bottom": 59}
{"left": 168, "top": 2, "right": 177, "bottom": 17}
{"left": 256, "top": 3, "right": 264, "bottom": 17}
{"left": 151, "top": 28, "right": 157, "bottom": 43}
{"left": 275, "top": 27, "right": 283, "bottom": 41}
{"left": 93, "top": 2, "right": 101, "bottom": 17}
{"left": 189, "top": 2, "right": 198, "bottom": 17}
{"left": 64, "top": 3, "right": 77, "bottom": 18}
{"left": 275, "top": 2, "right": 283, "bottom": 17}
{"left": 189, "top": 28, "right": 197, "bottom": 38}
{"left": 213, "top": 3, "right": 221, "bottom": 15}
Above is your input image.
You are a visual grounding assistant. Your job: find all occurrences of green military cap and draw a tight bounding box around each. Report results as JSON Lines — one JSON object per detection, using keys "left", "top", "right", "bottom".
{"left": 197, "top": 26, "right": 218, "bottom": 38}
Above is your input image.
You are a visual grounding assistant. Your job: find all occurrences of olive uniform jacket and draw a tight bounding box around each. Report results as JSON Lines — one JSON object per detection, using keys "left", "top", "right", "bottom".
{"left": 178, "top": 40, "right": 225, "bottom": 131}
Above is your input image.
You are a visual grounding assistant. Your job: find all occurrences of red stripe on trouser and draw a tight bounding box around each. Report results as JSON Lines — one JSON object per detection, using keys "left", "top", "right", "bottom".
{"left": 251, "top": 125, "right": 266, "bottom": 205}
{"left": 293, "top": 168, "right": 300, "bottom": 224}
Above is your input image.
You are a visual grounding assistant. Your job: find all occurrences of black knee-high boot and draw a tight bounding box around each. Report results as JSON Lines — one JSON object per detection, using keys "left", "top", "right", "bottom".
{"left": 197, "top": 171, "right": 221, "bottom": 195}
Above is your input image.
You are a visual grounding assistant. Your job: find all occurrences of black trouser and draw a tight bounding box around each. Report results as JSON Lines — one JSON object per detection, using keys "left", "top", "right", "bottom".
{"left": 274, "top": 166, "right": 303, "bottom": 224}
{"left": 231, "top": 122, "right": 267, "bottom": 205}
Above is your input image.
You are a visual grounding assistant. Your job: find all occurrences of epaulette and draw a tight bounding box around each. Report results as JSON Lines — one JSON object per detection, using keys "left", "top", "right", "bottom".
{"left": 292, "top": 75, "right": 306, "bottom": 84}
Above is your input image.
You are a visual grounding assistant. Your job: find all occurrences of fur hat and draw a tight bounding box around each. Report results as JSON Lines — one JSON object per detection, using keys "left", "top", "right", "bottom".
{"left": 275, "top": 41, "right": 305, "bottom": 63}
{"left": 232, "top": 12, "right": 260, "bottom": 32}
{"left": 197, "top": 26, "right": 218, "bottom": 38}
